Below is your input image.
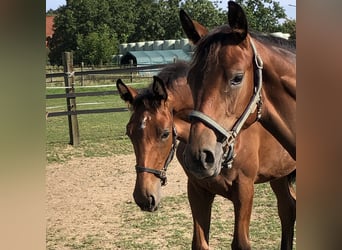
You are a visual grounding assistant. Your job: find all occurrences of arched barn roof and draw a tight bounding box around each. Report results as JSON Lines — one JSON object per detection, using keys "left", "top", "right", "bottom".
{"left": 120, "top": 49, "right": 191, "bottom": 66}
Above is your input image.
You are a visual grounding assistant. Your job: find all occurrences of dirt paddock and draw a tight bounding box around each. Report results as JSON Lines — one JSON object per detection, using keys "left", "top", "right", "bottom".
{"left": 47, "top": 153, "right": 292, "bottom": 249}
{"left": 46, "top": 154, "right": 194, "bottom": 249}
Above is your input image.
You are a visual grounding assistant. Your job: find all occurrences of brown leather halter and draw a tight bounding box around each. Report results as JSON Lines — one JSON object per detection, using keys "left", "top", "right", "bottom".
{"left": 135, "top": 126, "right": 177, "bottom": 186}
{"left": 189, "top": 38, "right": 263, "bottom": 168}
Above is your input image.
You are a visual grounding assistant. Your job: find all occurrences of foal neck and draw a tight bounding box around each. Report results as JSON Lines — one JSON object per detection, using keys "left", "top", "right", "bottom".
{"left": 168, "top": 84, "right": 193, "bottom": 143}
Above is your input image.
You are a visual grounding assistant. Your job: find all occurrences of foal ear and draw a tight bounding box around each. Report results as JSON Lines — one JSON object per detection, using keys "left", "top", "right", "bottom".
{"left": 180, "top": 9, "right": 208, "bottom": 45}
{"left": 116, "top": 78, "right": 138, "bottom": 105}
{"left": 152, "top": 76, "right": 168, "bottom": 101}
{"left": 228, "top": 1, "right": 248, "bottom": 39}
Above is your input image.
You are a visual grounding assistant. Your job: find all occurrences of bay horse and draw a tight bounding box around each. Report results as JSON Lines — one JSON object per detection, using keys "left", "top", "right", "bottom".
{"left": 181, "top": 2, "right": 296, "bottom": 186}
{"left": 116, "top": 62, "right": 296, "bottom": 249}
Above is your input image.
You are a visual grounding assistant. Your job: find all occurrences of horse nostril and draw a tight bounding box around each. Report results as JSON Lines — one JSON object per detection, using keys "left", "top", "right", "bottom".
{"left": 201, "top": 150, "right": 215, "bottom": 164}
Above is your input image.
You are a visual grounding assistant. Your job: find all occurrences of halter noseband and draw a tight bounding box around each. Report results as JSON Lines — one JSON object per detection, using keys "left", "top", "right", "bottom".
{"left": 135, "top": 126, "right": 177, "bottom": 186}
{"left": 189, "top": 38, "right": 263, "bottom": 168}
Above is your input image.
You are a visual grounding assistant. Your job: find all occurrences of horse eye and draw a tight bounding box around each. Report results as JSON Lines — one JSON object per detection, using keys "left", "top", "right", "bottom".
{"left": 230, "top": 74, "right": 244, "bottom": 86}
{"left": 161, "top": 130, "right": 170, "bottom": 140}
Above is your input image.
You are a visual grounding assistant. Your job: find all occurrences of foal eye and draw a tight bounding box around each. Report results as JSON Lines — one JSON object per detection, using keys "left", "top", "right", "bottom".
{"left": 161, "top": 130, "right": 170, "bottom": 140}
{"left": 230, "top": 74, "right": 244, "bottom": 86}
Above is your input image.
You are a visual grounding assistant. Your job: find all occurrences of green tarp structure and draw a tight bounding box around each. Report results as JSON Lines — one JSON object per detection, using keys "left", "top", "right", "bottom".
{"left": 120, "top": 49, "right": 191, "bottom": 66}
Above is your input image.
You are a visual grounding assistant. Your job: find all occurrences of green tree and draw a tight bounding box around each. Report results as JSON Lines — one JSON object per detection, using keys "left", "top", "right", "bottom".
{"left": 128, "top": 0, "right": 165, "bottom": 42}
{"left": 47, "top": 0, "right": 228, "bottom": 65}
{"left": 108, "top": 0, "right": 135, "bottom": 43}
{"left": 159, "top": 0, "right": 183, "bottom": 39}
{"left": 127, "top": 0, "right": 226, "bottom": 42}
{"left": 235, "top": 0, "right": 286, "bottom": 32}
{"left": 48, "top": 0, "right": 121, "bottom": 65}
{"left": 278, "top": 19, "right": 296, "bottom": 40}
{"left": 46, "top": 9, "right": 58, "bottom": 15}
{"left": 181, "top": 0, "right": 227, "bottom": 30}
{"left": 76, "top": 25, "right": 118, "bottom": 65}
{"left": 47, "top": 6, "right": 77, "bottom": 65}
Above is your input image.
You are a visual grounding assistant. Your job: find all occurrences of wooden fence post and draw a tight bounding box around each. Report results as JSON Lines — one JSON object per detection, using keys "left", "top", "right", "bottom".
{"left": 81, "top": 61, "right": 84, "bottom": 86}
{"left": 129, "top": 59, "right": 133, "bottom": 83}
{"left": 63, "top": 52, "right": 80, "bottom": 146}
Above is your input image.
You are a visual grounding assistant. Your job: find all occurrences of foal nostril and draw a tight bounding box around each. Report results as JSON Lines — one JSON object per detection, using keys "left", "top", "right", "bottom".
{"left": 201, "top": 150, "right": 215, "bottom": 164}
{"left": 148, "top": 195, "right": 156, "bottom": 208}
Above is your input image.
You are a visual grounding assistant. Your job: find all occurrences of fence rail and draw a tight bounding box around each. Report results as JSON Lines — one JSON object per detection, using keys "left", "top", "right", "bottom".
{"left": 47, "top": 107, "right": 129, "bottom": 117}
{"left": 46, "top": 90, "right": 119, "bottom": 99}
{"left": 46, "top": 63, "right": 166, "bottom": 78}
{"left": 46, "top": 52, "right": 173, "bottom": 146}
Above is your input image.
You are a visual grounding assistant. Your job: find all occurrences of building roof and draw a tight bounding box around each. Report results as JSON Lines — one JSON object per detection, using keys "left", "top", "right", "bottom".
{"left": 46, "top": 15, "right": 55, "bottom": 47}
{"left": 120, "top": 49, "right": 191, "bottom": 66}
{"left": 46, "top": 16, "right": 55, "bottom": 38}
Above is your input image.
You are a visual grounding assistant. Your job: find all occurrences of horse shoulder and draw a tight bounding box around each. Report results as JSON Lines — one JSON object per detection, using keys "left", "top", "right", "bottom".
{"left": 280, "top": 75, "right": 296, "bottom": 100}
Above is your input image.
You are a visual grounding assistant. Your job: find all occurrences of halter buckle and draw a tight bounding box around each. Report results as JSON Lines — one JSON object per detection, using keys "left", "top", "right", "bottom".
{"left": 160, "top": 171, "right": 167, "bottom": 186}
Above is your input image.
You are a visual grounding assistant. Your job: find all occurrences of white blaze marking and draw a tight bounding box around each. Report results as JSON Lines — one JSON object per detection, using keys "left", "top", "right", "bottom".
{"left": 141, "top": 116, "right": 148, "bottom": 129}
{"left": 140, "top": 115, "right": 152, "bottom": 129}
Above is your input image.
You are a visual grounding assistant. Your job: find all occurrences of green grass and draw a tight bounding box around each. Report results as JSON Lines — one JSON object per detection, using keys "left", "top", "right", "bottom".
{"left": 46, "top": 81, "right": 150, "bottom": 163}
{"left": 113, "top": 185, "right": 294, "bottom": 249}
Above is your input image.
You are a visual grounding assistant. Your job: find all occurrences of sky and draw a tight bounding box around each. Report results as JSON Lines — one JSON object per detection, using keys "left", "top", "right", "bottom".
{"left": 46, "top": 0, "right": 296, "bottom": 20}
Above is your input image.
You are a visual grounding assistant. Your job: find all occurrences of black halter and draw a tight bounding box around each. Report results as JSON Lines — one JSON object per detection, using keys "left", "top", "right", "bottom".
{"left": 135, "top": 126, "right": 177, "bottom": 186}
{"left": 189, "top": 38, "right": 263, "bottom": 168}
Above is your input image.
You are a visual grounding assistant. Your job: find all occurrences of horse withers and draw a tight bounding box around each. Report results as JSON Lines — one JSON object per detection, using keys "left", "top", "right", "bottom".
{"left": 117, "top": 61, "right": 295, "bottom": 249}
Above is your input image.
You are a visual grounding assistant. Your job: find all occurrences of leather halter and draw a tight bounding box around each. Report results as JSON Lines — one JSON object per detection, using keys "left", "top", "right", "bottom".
{"left": 135, "top": 126, "right": 177, "bottom": 186}
{"left": 189, "top": 38, "right": 263, "bottom": 168}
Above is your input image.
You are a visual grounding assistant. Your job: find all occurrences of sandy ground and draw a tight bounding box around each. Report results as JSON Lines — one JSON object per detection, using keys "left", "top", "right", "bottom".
{"left": 46, "top": 153, "right": 294, "bottom": 249}
{"left": 46, "top": 154, "right": 190, "bottom": 248}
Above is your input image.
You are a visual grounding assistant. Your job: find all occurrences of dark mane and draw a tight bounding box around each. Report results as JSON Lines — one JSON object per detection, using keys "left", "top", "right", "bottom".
{"left": 132, "top": 61, "right": 190, "bottom": 110}
{"left": 132, "top": 89, "right": 159, "bottom": 111}
{"left": 192, "top": 25, "right": 296, "bottom": 71}
{"left": 250, "top": 31, "right": 296, "bottom": 52}
{"left": 156, "top": 61, "right": 189, "bottom": 90}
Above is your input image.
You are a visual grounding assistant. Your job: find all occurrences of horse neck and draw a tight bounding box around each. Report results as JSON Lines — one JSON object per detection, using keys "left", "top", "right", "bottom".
{"left": 256, "top": 40, "right": 296, "bottom": 159}
{"left": 168, "top": 85, "right": 193, "bottom": 143}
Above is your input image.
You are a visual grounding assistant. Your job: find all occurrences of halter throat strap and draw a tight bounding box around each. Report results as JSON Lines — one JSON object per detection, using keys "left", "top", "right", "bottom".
{"left": 189, "top": 38, "right": 263, "bottom": 167}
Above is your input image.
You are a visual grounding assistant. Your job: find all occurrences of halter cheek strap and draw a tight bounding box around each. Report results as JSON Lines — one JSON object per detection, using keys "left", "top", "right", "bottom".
{"left": 189, "top": 38, "right": 263, "bottom": 168}
{"left": 135, "top": 126, "right": 177, "bottom": 186}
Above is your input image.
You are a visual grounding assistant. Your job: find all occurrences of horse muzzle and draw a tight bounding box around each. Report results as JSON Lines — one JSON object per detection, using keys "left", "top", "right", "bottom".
{"left": 183, "top": 142, "right": 223, "bottom": 179}
{"left": 133, "top": 175, "right": 161, "bottom": 212}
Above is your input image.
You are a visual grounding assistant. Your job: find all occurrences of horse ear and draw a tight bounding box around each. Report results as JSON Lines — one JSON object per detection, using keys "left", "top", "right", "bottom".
{"left": 116, "top": 79, "right": 138, "bottom": 105}
{"left": 180, "top": 9, "right": 208, "bottom": 45}
{"left": 152, "top": 76, "right": 168, "bottom": 101}
{"left": 228, "top": 1, "right": 248, "bottom": 39}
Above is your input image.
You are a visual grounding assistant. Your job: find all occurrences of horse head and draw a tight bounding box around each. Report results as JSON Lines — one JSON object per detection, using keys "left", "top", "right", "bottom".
{"left": 117, "top": 77, "right": 176, "bottom": 211}
{"left": 181, "top": 2, "right": 265, "bottom": 179}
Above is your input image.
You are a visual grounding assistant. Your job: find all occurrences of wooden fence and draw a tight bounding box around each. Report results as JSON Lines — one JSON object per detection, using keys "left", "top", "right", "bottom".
{"left": 46, "top": 52, "right": 166, "bottom": 146}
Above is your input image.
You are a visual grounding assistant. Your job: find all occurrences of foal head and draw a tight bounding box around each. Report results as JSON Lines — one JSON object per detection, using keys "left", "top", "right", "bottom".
{"left": 181, "top": 2, "right": 265, "bottom": 179}
{"left": 117, "top": 76, "right": 176, "bottom": 212}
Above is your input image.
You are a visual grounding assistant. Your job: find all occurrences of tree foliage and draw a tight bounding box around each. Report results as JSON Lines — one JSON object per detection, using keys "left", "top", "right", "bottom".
{"left": 235, "top": 0, "right": 285, "bottom": 32}
{"left": 127, "top": 0, "right": 165, "bottom": 42}
{"left": 278, "top": 19, "right": 296, "bottom": 39}
{"left": 76, "top": 25, "right": 118, "bottom": 66}
{"left": 48, "top": 6, "right": 77, "bottom": 65}
{"left": 47, "top": 0, "right": 295, "bottom": 66}
{"left": 232, "top": 0, "right": 296, "bottom": 41}
{"left": 180, "top": 0, "right": 227, "bottom": 30}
